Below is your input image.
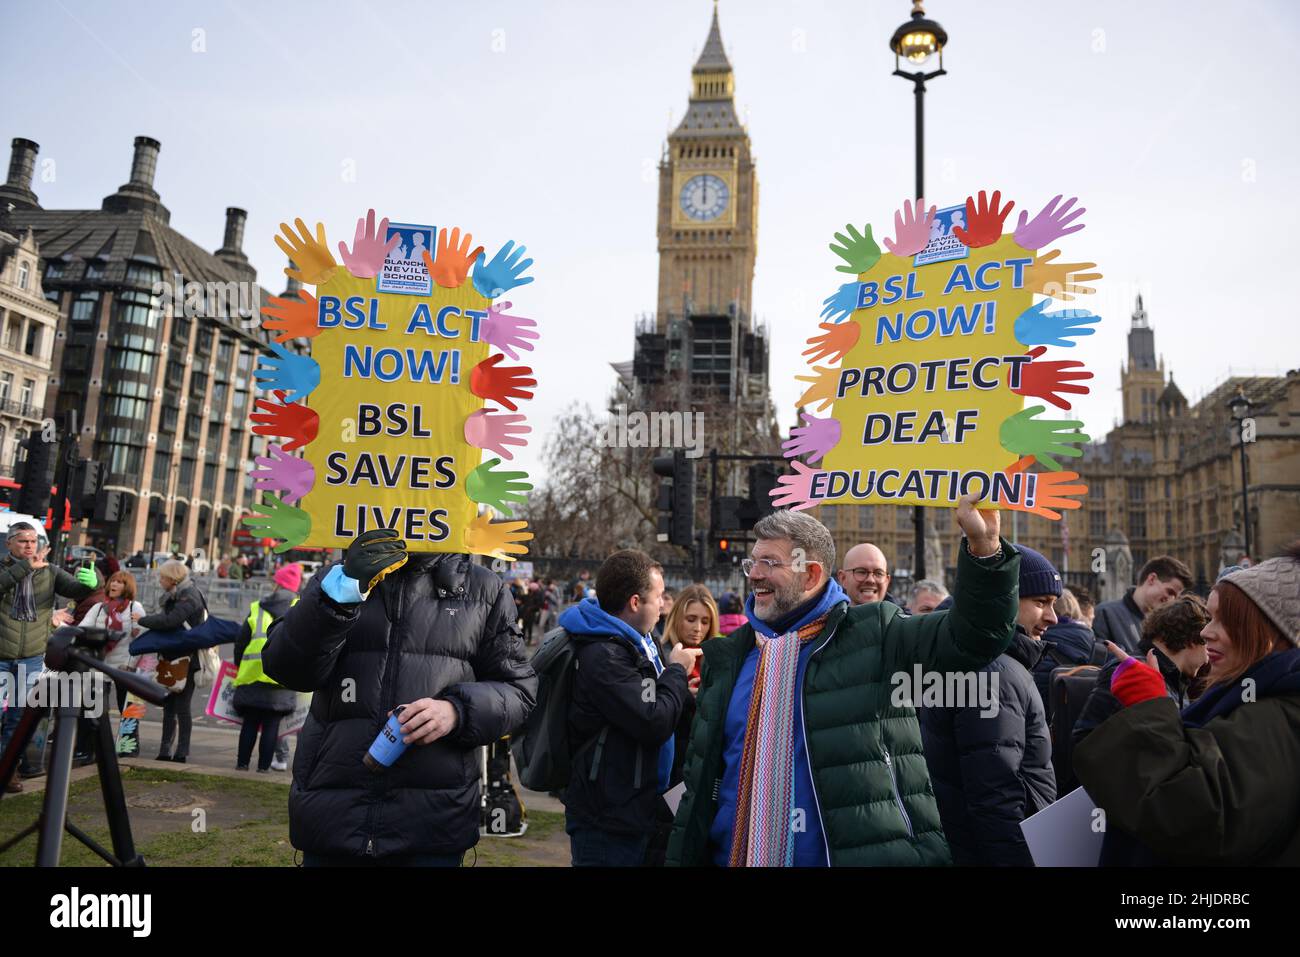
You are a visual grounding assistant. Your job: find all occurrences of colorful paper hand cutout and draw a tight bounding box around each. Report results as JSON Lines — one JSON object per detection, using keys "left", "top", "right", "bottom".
{"left": 423, "top": 227, "right": 483, "bottom": 289}
{"left": 802, "top": 321, "right": 861, "bottom": 365}
{"left": 820, "top": 283, "right": 859, "bottom": 323}
{"left": 261, "top": 289, "right": 321, "bottom": 343}
{"left": 480, "top": 301, "right": 539, "bottom": 361}
{"left": 830, "top": 223, "right": 881, "bottom": 275}
{"left": 1003, "top": 456, "right": 1088, "bottom": 520}
{"left": 1024, "top": 250, "right": 1102, "bottom": 302}
{"left": 883, "top": 198, "right": 937, "bottom": 257}
{"left": 1012, "top": 346, "right": 1094, "bottom": 411}
{"left": 252, "top": 443, "right": 316, "bottom": 505}
{"left": 794, "top": 365, "right": 839, "bottom": 414}
{"left": 464, "top": 408, "right": 530, "bottom": 461}
{"left": 769, "top": 460, "right": 818, "bottom": 512}
{"left": 276, "top": 218, "right": 338, "bottom": 285}
{"left": 337, "top": 209, "right": 399, "bottom": 279}
{"left": 782, "top": 412, "right": 841, "bottom": 465}
{"left": 1014, "top": 300, "right": 1101, "bottom": 348}
{"left": 464, "top": 509, "right": 534, "bottom": 560}
{"left": 250, "top": 391, "right": 319, "bottom": 452}
{"left": 472, "top": 240, "right": 535, "bottom": 299}
{"left": 254, "top": 342, "right": 321, "bottom": 402}
{"left": 1013, "top": 195, "right": 1086, "bottom": 250}
{"left": 953, "top": 190, "right": 1014, "bottom": 249}
{"left": 470, "top": 354, "right": 535, "bottom": 412}
{"left": 241, "top": 493, "right": 311, "bottom": 554}
{"left": 466, "top": 458, "right": 532, "bottom": 517}
{"left": 999, "top": 406, "right": 1090, "bottom": 471}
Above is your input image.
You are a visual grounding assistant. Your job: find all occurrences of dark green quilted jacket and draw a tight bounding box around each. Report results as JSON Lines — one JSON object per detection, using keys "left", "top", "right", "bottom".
{"left": 0, "top": 555, "right": 97, "bottom": 660}
{"left": 667, "top": 539, "right": 1020, "bottom": 866}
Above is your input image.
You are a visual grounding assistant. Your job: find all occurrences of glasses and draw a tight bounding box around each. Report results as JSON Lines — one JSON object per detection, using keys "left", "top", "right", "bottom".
{"left": 844, "top": 567, "right": 889, "bottom": 582}
{"left": 741, "top": 557, "right": 822, "bottom": 576}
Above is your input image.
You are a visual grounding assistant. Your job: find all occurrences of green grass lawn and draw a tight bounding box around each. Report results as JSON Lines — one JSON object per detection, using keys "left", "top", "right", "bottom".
{"left": 0, "top": 766, "right": 567, "bottom": 867}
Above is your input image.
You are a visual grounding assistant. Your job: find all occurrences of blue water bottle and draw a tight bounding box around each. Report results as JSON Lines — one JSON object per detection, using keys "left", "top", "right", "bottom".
{"left": 364, "top": 705, "right": 408, "bottom": 772}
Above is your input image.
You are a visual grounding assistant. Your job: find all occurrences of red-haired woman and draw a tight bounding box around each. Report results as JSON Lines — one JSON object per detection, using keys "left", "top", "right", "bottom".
{"left": 77, "top": 571, "right": 147, "bottom": 752}
{"left": 1075, "top": 543, "right": 1300, "bottom": 864}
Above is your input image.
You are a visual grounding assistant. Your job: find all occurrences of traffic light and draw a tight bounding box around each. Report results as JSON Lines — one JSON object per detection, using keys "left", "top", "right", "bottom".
{"left": 14, "top": 434, "right": 56, "bottom": 518}
{"left": 652, "top": 449, "right": 694, "bottom": 548}
{"left": 735, "top": 462, "right": 783, "bottom": 530}
{"left": 714, "top": 537, "right": 733, "bottom": 566}
{"left": 94, "top": 489, "right": 123, "bottom": 523}
{"left": 748, "top": 462, "right": 781, "bottom": 523}
{"left": 68, "top": 458, "right": 107, "bottom": 521}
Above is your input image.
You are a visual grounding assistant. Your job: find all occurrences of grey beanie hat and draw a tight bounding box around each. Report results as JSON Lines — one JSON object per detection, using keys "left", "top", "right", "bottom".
{"left": 1221, "top": 545, "right": 1300, "bottom": 647}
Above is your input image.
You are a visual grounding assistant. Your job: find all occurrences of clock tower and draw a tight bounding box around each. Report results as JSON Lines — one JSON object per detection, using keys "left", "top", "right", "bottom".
{"left": 629, "top": 3, "right": 772, "bottom": 431}
{"left": 655, "top": 4, "right": 757, "bottom": 326}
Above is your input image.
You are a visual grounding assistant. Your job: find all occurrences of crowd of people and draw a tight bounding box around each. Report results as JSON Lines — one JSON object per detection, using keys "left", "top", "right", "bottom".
{"left": 237, "top": 500, "right": 1297, "bottom": 868}
{"left": 4, "top": 507, "right": 1296, "bottom": 870}
{"left": 548, "top": 519, "right": 1299, "bottom": 868}
{"left": 0, "top": 524, "right": 308, "bottom": 789}
{"left": 121, "top": 547, "right": 297, "bottom": 581}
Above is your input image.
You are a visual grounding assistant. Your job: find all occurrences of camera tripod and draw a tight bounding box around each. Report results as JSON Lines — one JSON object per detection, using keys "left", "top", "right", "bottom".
{"left": 0, "top": 626, "right": 169, "bottom": 866}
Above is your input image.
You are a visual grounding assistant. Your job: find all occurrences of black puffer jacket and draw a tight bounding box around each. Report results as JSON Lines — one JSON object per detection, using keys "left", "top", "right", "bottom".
{"left": 263, "top": 554, "right": 537, "bottom": 858}
{"left": 920, "top": 628, "right": 1057, "bottom": 866}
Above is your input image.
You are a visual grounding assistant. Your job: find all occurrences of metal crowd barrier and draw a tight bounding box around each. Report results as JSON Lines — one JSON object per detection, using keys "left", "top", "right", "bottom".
{"left": 131, "top": 571, "right": 275, "bottom": 621}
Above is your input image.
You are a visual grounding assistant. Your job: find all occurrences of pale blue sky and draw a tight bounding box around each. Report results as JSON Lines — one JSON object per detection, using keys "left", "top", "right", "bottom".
{"left": 5, "top": 0, "right": 1297, "bottom": 482}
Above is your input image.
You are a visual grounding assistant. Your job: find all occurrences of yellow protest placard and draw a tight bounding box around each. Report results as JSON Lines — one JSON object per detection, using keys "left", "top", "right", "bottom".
{"left": 242, "top": 213, "right": 538, "bottom": 558}
{"left": 776, "top": 192, "right": 1100, "bottom": 521}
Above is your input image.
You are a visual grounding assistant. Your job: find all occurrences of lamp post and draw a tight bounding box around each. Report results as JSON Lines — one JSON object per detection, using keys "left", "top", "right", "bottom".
{"left": 1227, "top": 388, "right": 1253, "bottom": 559}
{"left": 890, "top": 0, "right": 947, "bottom": 581}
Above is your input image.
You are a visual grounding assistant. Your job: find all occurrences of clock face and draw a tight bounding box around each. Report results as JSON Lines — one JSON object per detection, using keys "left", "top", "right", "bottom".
{"left": 679, "top": 174, "right": 729, "bottom": 222}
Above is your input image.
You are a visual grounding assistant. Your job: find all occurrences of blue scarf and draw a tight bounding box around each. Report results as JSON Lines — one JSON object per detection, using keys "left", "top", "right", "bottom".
{"left": 1181, "top": 647, "right": 1300, "bottom": 728}
{"left": 558, "top": 598, "right": 674, "bottom": 791}
{"left": 744, "top": 577, "right": 849, "bottom": 640}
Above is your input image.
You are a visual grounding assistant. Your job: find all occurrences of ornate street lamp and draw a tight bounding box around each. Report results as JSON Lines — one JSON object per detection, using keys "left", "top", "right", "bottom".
{"left": 890, "top": 0, "right": 947, "bottom": 580}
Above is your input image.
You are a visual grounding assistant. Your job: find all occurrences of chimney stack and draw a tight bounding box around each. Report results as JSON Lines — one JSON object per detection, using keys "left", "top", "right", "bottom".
{"left": 215, "top": 206, "right": 256, "bottom": 281}
{"left": 102, "top": 135, "right": 170, "bottom": 222}
{"left": 0, "top": 138, "right": 41, "bottom": 211}
{"left": 221, "top": 207, "right": 247, "bottom": 253}
{"left": 128, "top": 136, "right": 161, "bottom": 189}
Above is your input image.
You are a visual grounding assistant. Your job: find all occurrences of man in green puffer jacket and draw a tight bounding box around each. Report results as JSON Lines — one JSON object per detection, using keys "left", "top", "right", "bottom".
{"left": 0, "top": 522, "right": 98, "bottom": 786}
{"left": 667, "top": 496, "right": 1019, "bottom": 867}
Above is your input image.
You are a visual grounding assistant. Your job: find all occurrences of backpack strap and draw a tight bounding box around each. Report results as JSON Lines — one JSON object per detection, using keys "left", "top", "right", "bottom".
{"left": 1088, "top": 640, "right": 1109, "bottom": 667}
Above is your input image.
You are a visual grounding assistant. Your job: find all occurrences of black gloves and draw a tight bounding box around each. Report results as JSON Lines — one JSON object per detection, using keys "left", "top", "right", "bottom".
{"left": 344, "top": 529, "right": 408, "bottom": 592}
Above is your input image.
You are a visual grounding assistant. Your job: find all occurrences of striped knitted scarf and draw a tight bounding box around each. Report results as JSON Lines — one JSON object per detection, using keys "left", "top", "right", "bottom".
{"left": 729, "top": 612, "right": 829, "bottom": 867}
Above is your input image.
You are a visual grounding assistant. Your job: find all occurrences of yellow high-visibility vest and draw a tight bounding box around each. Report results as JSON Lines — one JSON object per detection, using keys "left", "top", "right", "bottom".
{"left": 235, "top": 597, "right": 298, "bottom": 688}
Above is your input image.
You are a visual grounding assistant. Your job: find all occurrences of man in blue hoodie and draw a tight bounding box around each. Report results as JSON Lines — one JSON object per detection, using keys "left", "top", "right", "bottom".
{"left": 560, "top": 549, "right": 697, "bottom": 866}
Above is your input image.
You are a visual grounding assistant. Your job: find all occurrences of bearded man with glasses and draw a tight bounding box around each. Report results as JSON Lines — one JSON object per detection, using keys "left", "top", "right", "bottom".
{"left": 667, "top": 495, "right": 1020, "bottom": 867}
